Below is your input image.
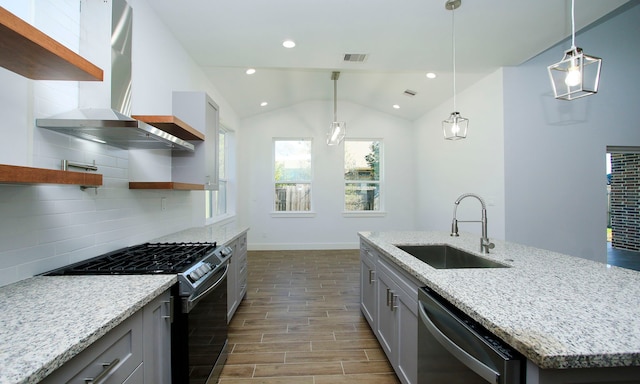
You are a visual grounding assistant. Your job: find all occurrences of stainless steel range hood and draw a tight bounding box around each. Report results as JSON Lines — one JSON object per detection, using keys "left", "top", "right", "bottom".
{"left": 36, "top": 108, "right": 195, "bottom": 151}
{"left": 36, "top": 0, "right": 194, "bottom": 152}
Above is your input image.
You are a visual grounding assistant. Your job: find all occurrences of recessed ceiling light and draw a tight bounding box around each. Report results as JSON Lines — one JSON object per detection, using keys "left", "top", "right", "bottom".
{"left": 282, "top": 40, "right": 296, "bottom": 48}
{"left": 260, "top": 102, "right": 268, "bottom": 107}
{"left": 246, "top": 68, "right": 256, "bottom": 75}
{"left": 393, "top": 104, "right": 400, "bottom": 109}
{"left": 426, "top": 72, "right": 437, "bottom": 79}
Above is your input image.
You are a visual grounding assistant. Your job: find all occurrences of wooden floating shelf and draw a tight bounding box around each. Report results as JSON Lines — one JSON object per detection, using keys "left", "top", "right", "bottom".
{"left": 0, "top": 164, "right": 102, "bottom": 187}
{"left": 0, "top": 6, "right": 103, "bottom": 81}
{"left": 131, "top": 115, "right": 205, "bottom": 141}
{"left": 128, "top": 182, "right": 204, "bottom": 190}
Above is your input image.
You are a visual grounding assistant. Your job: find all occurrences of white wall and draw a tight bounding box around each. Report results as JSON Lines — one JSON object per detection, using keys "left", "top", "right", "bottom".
{"left": 414, "top": 69, "right": 506, "bottom": 241}
{"left": 238, "top": 100, "right": 416, "bottom": 249}
{"left": 503, "top": 2, "right": 640, "bottom": 262}
{"left": 0, "top": 0, "right": 238, "bottom": 287}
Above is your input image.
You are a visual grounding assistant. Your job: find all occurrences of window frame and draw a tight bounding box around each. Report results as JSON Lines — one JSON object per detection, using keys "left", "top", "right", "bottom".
{"left": 271, "top": 138, "right": 315, "bottom": 217}
{"left": 343, "top": 138, "right": 385, "bottom": 217}
{"left": 205, "top": 127, "right": 232, "bottom": 223}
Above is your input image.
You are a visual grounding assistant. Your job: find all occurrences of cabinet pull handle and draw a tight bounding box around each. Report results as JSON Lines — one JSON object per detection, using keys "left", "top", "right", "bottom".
{"left": 391, "top": 293, "right": 398, "bottom": 311}
{"left": 84, "top": 358, "right": 119, "bottom": 384}
{"left": 386, "top": 288, "right": 391, "bottom": 307}
{"left": 368, "top": 269, "right": 376, "bottom": 284}
{"left": 162, "top": 297, "right": 174, "bottom": 323}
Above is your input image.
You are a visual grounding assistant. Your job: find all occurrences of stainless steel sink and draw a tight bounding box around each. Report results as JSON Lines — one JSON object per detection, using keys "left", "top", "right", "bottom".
{"left": 395, "top": 245, "right": 510, "bottom": 269}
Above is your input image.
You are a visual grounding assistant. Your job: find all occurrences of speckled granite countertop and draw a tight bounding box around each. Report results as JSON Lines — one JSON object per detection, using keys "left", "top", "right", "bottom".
{"left": 152, "top": 221, "right": 249, "bottom": 245}
{"left": 0, "top": 222, "right": 248, "bottom": 384}
{"left": 359, "top": 231, "right": 640, "bottom": 370}
{"left": 0, "top": 275, "right": 176, "bottom": 384}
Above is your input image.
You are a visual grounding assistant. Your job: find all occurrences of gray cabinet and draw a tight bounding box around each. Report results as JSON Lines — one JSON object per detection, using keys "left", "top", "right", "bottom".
{"left": 359, "top": 244, "right": 377, "bottom": 327}
{"left": 172, "top": 91, "right": 219, "bottom": 190}
{"left": 41, "top": 289, "right": 171, "bottom": 384}
{"left": 227, "top": 231, "right": 248, "bottom": 321}
{"left": 378, "top": 257, "right": 418, "bottom": 384}
{"left": 360, "top": 239, "right": 419, "bottom": 384}
{"left": 142, "top": 289, "right": 172, "bottom": 384}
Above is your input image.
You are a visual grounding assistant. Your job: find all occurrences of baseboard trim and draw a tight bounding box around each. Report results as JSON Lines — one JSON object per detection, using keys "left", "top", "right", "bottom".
{"left": 248, "top": 243, "right": 359, "bottom": 251}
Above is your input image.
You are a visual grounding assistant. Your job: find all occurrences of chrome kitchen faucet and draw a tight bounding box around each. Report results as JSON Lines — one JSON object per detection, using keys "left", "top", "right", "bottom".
{"left": 450, "top": 193, "right": 495, "bottom": 254}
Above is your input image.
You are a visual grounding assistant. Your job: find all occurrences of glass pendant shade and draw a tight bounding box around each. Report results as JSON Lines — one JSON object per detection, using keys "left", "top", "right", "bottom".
{"left": 442, "top": 112, "right": 468, "bottom": 140}
{"left": 548, "top": 47, "right": 602, "bottom": 101}
{"left": 327, "top": 121, "right": 346, "bottom": 145}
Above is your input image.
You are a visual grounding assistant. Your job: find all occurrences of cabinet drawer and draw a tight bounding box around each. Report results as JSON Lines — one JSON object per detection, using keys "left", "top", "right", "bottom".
{"left": 41, "top": 310, "right": 143, "bottom": 384}
{"left": 239, "top": 264, "right": 248, "bottom": 297}
{"left": 360, "top": 241, "right": 377, "bottom": 264}
{"left": 238, "top": 234, "right": 247, "bottom": 253}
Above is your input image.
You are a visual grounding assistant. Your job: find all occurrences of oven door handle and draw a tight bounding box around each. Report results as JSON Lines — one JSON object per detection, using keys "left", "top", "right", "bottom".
{"left": 184, "top": 263, "right": 229, "bottom": 313}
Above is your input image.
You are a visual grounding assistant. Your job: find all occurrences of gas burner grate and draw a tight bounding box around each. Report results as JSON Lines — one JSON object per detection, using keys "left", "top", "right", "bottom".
{"left": 46, "top": 242, "right": 218, "bottom": 275}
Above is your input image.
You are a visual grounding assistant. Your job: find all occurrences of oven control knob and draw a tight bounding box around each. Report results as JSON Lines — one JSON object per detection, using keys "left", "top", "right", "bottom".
{"left": 201, "top": 263, "right": 212, "bottom": 273}
{"left": 190, "top": 270, "right": 202, "bottom": 281}
{"left": 219, "top": 246, "right": 232, "bottom": 257}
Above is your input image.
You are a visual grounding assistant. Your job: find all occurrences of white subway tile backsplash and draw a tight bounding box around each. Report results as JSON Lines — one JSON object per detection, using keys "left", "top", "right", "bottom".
{"left": 39, "top": 223, "right": 96, "bottom": 246}
{"left": 0, "top": 244, "right": 54, "bottom": 269}
{"left": 0, "top": 267, "right": 19, "bottom": 288}
{"left": 33, "top": 81, "right": 79, "bottom": 117}
{"left": 0, "top": 0, "right": 202, "bottom": 288}
{"left": 54, "top": 234, "right": 96, "bottom": 255}
{"left": 0, "top": 232, "right": 38, "bottom": 255}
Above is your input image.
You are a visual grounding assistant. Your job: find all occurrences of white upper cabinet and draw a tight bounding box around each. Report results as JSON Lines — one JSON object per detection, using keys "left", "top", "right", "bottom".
{"left": 172, "top": 91, "right": 219, "bottom": 190}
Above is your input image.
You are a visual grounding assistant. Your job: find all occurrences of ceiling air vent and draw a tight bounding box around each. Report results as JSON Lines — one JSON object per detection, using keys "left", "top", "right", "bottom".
{"left": 403, "top": 89, "right": 417, "bottom": 97}
{"left": 343, "top": 53, "right": 368, "bottom": 63}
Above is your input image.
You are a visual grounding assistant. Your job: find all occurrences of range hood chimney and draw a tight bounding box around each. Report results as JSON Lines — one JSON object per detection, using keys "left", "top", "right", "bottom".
{"left": 36, "top": 0, "right": 194, "bottom": 152}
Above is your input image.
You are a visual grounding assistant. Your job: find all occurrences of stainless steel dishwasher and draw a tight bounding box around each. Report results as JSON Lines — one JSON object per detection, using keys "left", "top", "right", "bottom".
{"left": 418, "top": 287, "right": 524, "bottom": 384}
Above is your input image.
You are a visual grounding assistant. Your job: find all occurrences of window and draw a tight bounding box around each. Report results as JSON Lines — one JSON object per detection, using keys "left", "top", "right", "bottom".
{"left": 206, "top": 129, "right": 228, "bottom": 220}
{"left": 274, "top": 139, "right": 312, "bottom": 211}
{"left": 344, "top": 139, "right": 382, "bottom": 211}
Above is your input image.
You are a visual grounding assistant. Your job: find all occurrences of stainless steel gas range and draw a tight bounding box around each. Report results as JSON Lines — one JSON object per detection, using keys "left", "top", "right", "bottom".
{"left": 45, "top": 242, "right": 233, "bottom": 384}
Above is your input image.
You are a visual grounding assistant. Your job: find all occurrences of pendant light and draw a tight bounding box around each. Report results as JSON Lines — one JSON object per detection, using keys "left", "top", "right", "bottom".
{"left": 442, "top": 0, "right": 468, "bottom": 140}
{"left": 327, "top": 71, "right": 346, "bottom": 146}
{"left": 547, "top": 0, "right": 602, "bottom": 101}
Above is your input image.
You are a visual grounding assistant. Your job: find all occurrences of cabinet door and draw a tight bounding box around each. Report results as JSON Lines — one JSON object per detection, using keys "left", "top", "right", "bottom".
{"left": 396, "top": 291, "right": 418, "bottom": 384}
{"left": 143, "top": 289, "right": 172, "bottom": 384}
{"left": 360, "top": 252, "right": 377, "bottom": 327}
{"left": 172, "top": 91, "right": 219, "bottom": 190}
{"left": 237, "top": 235, "right": 248, "bottom": 302}
{"left": 227, "top": 238, "right": 239, "bottom": 321}
{"left": 378, "top": 256, "right": 420, "bottom": 384}
{"left": 376, "top": 269, "right": 397, "bottom": 361}
{"left": 123, "top": 363, "right": 144, "bottom": 384}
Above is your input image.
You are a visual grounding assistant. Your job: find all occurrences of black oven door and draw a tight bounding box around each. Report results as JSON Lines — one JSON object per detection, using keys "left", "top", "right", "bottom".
{"left": 172, "top": 264, "right": 229, "bottom": 384}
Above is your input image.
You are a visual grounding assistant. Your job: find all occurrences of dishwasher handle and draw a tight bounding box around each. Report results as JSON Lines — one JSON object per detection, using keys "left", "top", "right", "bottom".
{"left": 419, "top": 297, "right": 500, "bottom": 384}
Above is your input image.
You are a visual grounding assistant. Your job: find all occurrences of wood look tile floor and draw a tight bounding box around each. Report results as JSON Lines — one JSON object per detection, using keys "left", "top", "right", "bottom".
{"left": 217, "top": 250, "right": 400, "bottom": 384}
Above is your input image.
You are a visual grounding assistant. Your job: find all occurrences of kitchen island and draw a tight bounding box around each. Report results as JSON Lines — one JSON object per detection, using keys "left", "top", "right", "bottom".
{"left": 360, "top": 231, "right": 640, "bottom": 383}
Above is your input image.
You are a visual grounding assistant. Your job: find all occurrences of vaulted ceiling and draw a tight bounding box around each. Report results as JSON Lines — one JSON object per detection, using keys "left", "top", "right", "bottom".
{"left": 147, "top": 0, "right": 629, "bottom": 121}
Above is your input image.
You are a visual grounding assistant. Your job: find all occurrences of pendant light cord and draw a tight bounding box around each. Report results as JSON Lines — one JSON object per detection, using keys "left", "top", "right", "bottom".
{"left": 452, "top": 5, "right": 457, "bottom": 111}
{"left": 333, "top": 77, "right": 338, "bottom": 121}
{"left": 570, "top": 0, "right": 576, "bottom": 49}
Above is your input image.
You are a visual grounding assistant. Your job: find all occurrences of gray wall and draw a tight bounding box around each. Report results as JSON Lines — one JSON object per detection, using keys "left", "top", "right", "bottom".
{"left": 503, "top": 2, "right": 640, "bottom": 262}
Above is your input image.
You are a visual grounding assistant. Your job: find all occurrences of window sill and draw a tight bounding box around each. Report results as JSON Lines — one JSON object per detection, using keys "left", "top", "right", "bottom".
{"left": 270, "top": 212, "right": 317, "bottom": 218}
{"left": 342, "top": 211, "right": 387, "bottom": 218}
